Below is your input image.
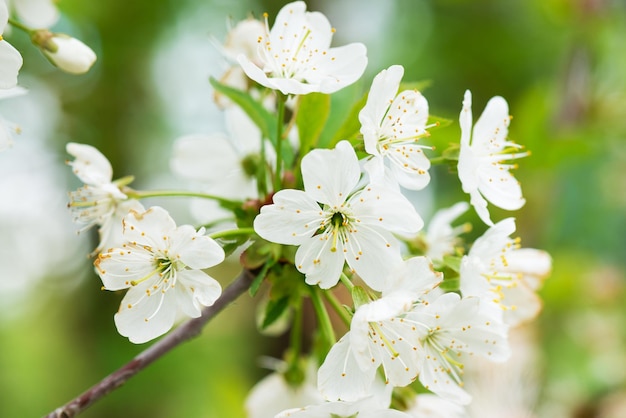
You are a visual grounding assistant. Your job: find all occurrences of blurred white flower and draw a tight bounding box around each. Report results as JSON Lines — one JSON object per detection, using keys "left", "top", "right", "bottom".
{"left": 421, "top": 201, "right": 470, "bottom": 262}
{"left": 279, "top": 378, "right": 410, "bottom": 418}
{"left": 66, "top": 142, "right": 142, "bottom": 254}
{"left": 0, "top": 86, "right": 25, "bottom": 151}
{"left": 0, "top": 0, "right": 23, "bottom": 89}
{"left": 408, "top": 292, "right": 510, "bottom": 405}
{"left": 360, "top": 65, "right": 432, "bottom": 191}
{"left": 245, "top": 361, "right": 324, "bottom": 418}
{"left": 318, "top": 257, "right": 441, "bottom": 402}
{"left": 405, "top": 394, "right": 468, "bottom": 418}
{"left": 170, "top": 106, "right": 266, "bottom": 225}
{"left": 95, "top": 206, "right": 225, "bottom": 343}
{"left": 238, "top": 1, "right": 367, "bottom": 95}
{"left": 5, "top": 0, "right": 59, "bottom": 28}
{"left": 457, "top": 90, "right": 527, "bottom": 226}
{"left": 460, "top": 218, "right": 552, "bottom": 326}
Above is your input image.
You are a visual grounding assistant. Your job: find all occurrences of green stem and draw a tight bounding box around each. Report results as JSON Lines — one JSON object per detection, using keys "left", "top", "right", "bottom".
{"left": 7, "top": 18, "right": 33, "bottom": 34}
{"left": 208, "top": 227, "right": 255, "bottom": 241}
{"left": 428, "top": 156, "right": 450, "bottom": 165}
{"left": 290, "top": 296, "right": 303, "bottom": 359}
{"left": 273, "top": 94, "right": 287, "bottom": 191}
{"left": 309, "top": 287, "right": 336, "bottom": 350}
{"left": 124, "top": 189, "right": 241, "bottom": 207}
{"left": 322, "top": 290, "right": 352, "bottom": 328}
{"left": 339, "top": 272, "right": 354, "bottom": 291}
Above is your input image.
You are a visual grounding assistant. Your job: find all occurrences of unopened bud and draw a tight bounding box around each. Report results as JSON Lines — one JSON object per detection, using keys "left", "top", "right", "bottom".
{"left": 33, "top": 31, "right": 96, "bottom": 74}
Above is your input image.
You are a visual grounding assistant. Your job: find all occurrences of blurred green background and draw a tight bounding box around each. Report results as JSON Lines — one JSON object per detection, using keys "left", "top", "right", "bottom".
{"left": 0, "top": 0, "right": 625, "bottom": 417}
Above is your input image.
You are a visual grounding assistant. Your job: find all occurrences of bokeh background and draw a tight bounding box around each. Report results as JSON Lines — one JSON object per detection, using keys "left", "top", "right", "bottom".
{"left": 0, "top": 0, "right": 625, "bottom": 416}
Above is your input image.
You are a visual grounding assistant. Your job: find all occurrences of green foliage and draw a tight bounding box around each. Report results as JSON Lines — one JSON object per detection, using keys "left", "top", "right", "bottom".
{"left": 296, "top": 93, "right": 331, "bottom": 154}
{"left": 209, "top": 77, "right": 277, "bottom": 141}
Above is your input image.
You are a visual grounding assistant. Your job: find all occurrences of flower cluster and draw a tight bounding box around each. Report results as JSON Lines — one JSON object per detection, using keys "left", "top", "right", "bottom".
{"left": 58, "top": 1, "right": 552, "bottom": 416}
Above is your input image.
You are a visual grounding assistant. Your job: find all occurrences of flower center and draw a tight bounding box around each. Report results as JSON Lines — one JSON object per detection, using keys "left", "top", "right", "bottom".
{"left": 326, "top": 210, "right": 351, "bottom": 253}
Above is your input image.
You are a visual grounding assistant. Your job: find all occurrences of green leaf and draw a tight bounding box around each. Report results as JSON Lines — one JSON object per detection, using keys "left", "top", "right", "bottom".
{"left": 399, "top": 79, "right": 432, "bottom": 92}
{"left": 439, "top": 277, "right": 461, "bottom": 292}
{"left": 328, "top": 91, "right": 368, "bottom": 147}
{"left": 297, "top": 93, "right": 331, "bottom": 154}
{"left": 443, "top": 255, "right": 462, "bottom": 273}
{"left": 248, "top": 259, "right": 276, "bottom": 297}
{"left": 261, "top": 295, "right": 290, "bottom": 329}
{"left": 351, "top": 285, "right": 370, "bottom": 310}
{"left": 209, "top": 77, "right": 276, "bottom": 141}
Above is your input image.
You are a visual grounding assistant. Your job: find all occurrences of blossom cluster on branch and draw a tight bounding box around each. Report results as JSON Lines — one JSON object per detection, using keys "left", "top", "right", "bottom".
{"left": 2, "top": 1, "right": 552, "bottom": 417}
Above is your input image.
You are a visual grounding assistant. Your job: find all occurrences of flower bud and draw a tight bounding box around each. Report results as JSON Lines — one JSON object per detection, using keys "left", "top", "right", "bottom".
{"left": 32, "top": 30, "right": 96, "bottom": 74}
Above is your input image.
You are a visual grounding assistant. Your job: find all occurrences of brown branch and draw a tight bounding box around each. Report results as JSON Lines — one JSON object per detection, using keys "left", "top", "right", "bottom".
{"left": 45, "top": 268, "right": 255, "bottom": 418}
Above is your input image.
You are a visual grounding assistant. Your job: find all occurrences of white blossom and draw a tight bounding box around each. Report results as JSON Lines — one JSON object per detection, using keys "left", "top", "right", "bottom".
{"left": 422, "top": 201, "right": 470, "bottom": 262}
{"left": 170, "top": 106, "right": 267, "bottom": 224}
{"left": 457, "top": 90, "right": 527, "bottom": 226}
{"left": 0, "top": 86, "right": 25, "bottom": 151}
{"left": 360, "top": 65, "right": 432, "bottom": 190}
{"left": 0, "top": 0, "right": 23, "bottom": 89}
{"left": 238, "top": 1, "right": 367, "bottom": 95}
{"left": 66, "top": 142, "right": 141, "bottom": 254}
{"left": 245, "top": 361, "right": 324, "bottom": 418}
{"left": 278, "top": 379, "right": 410, "bottom": 418}
{"left": 405, "top": 394, "right": 468, "bottom": 418}
{"left": 460, "top": 218, "right": 552, "bottom": 326}
{"left": 5, "top": 0, "right": 59, "bottom": 28}
{"left": 254, "top": 140, "right": 423, "bottom": 291}
{"left": 408, "top": 293, "right": 510, "bottom": 405}
{"left": 318, "top": 257, "right": 441, "bottom": 401}
{"left": 95, "top": 206, "right": 225, "bottom": 343}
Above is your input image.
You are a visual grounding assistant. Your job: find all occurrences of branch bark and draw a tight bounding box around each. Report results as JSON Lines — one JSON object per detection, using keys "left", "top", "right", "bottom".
{"left": 45, "top": 268, "right": 254, "bottom": 418}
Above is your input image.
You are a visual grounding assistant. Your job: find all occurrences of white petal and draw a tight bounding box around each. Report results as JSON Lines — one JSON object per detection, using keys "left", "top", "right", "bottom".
{"left": 476, "top": 164, "right": 525, "bottom": 211}
{"left": 170, "top": 133, "right": 239, "bottom": 183}
{"left": 66, "top": 142, "right": 114, "bottom": 186}
{"left": 43, "top": 35, "right": 96, "bottom": 75}
{"left": 505, "top": 248, "right": 552, "bottom": 288}
{"left": 96, "top": 199, "right": 145, "bottom": 253}
{"left": 246, "top": 370, "right": 325, "bottom": 418}
{"left": 0, "top": 41, "right": 22, "bottom": 89}
{"left": 438, "top": 296, "right": 510, "bottom": 362}
{"left": 500, "top": 282, "right": 542, "bottom": 326}
{"left": 0, "top": 1, "right": 7, "bottom": 31}
{"left": 469, "top": 189, "right": 493, "bottom": 226}
{"left": 169, "top": 225, "right": 224, "bottom": 269}
{"left": 318, "top": 332, "right": 376, "bottom": 401}
{"left": 96, "top": 246, "right": 153, "bottom": 291}
{"left": 122, "top": 206, "right": 177, "bottom": 250}
{"left": 405, "top": 394, "right": 468, "bottom": 418}
{"left": 115, "top": 283, "right": 178, "bottom": 343}
{"left": 13, "top": 0, "right": 59, "bottom": 28}
{"left": 382, "top": 256, "right": 442, "bottom": 299}
{"left": 472, "top": 96, "right": 510, "bottom": 152}
{"left": 419, "top": 346, "right": 473, "bottom": 405}
{"left": 359, "top": 65, "right": 404, "bottom": 152}
{"left": 309, "top": 42, "right": 368, "bottom": 94}
{"left": 254, "top": 189, "right": 323, "bottom": 245}
{"left": 301, "top": 140, "right": 360, "bottom": 207}
{"left": 388, "top": 146, "right": 431, "bottom": 191}
{"left": 175, "top": 269, "right": 222, "bottom": 317}
{"left": 295, "top": 235, "right": 345, "bottom": 288}
{"left": 459, "top": 90, "right": 473, "bottom": 147}
{"left": 344, "top": 227, "right": 403, "bottom": 291}
{"left": 224, "top": 105, "right": 262, "bottom": 154}
{"left": 351, "top": 184, "right": 423, "bottom": 234}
